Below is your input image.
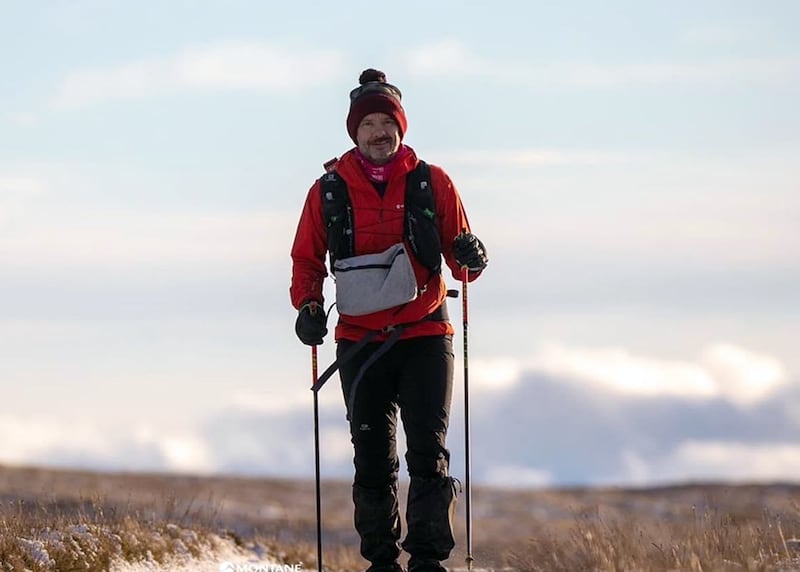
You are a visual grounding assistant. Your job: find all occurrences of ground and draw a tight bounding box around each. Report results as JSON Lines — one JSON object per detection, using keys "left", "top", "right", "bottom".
{"left": 2, "top": 465, "right": 800, "bottom": 571}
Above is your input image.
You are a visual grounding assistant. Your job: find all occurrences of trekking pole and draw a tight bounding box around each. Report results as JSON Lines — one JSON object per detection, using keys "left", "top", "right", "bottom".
{"left": 312, "top": 344, "right": 323, "bottom": 572}
{"left": 461, "top": 264, "right": 474, "bottom": 571}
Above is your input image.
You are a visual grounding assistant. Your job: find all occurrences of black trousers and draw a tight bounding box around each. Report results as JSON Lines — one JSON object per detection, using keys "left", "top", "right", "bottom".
{"left": 338, "top": 334, "right": 457, "bottom": 565}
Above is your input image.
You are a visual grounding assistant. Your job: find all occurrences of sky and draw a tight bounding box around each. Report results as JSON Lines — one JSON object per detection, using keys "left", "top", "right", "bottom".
{"left": 1, "top": 1, "right": 799, "bottom": 487}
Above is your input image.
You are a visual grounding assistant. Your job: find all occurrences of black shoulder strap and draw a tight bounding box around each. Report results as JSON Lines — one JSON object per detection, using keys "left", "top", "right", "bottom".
{"left": 320, "top": 160, "right": 441, "bottom": 273}
{"left": 405, "top": 160, "right": 442, "bottom": 273}
{"left": 320, "top": 171, "right": 354, "bottom": 267}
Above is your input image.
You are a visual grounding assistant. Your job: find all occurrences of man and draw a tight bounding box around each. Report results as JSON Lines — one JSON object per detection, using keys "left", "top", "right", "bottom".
{"left": 290, "top": 69, "right": 488, "bottom": 572}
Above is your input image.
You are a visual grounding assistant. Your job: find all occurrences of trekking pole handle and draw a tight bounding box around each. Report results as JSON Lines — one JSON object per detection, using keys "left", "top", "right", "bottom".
{"left": 312, "top": 344, "right": 318, "bottom": 384}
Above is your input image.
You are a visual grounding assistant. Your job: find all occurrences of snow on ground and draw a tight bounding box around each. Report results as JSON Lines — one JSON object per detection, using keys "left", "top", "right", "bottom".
{"left": 110, "top": 534, "right": 293, "bottom": 572}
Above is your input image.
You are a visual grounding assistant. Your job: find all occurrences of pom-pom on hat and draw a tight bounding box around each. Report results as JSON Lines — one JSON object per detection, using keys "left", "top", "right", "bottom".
{"left": 346, "top": 69, "right": 408, "bottom": 144}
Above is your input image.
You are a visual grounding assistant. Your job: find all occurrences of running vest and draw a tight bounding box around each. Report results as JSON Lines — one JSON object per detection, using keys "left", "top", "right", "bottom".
{"left": 319, "top": 160, "right": 442, "bottom": 274}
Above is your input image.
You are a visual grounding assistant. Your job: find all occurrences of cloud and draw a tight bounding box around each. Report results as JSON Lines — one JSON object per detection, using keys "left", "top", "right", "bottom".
{"left": 52, "top": 41, "right": 347, "bottom": 108}
{"left": 430, "top": 149, "right": 632, "bottom": 168}
{"left": 0, "top": 398, "right": 350, "bottom": 479}
{"left": 134, "top": 425, "right": 215, "bottom": 473}
{"left": 457, "top": 358, "right": 800, "bottom": 485}
{"left": 0, "top": 415, "right": 210, "bottom": 473}
{"left": 1, "top": 342, "right": 796, "bottom": 487}
{"left": 526, "top": 344, "right": 718, "bottom": 399}
{"left": 481, "top": 342, "right": 788, "bottom": 406}
{"left": 198, "top": 402, "right": 349, "bottom": 477}
{"left": 630, "top": 441, "right": 800, "bottom": 483}
{"left": 454, "top": 151, "right": 800, "bottom": 275}
{"left": 401, "top": 38, "right": 476, "bottom": 77}
{"left": 483, "top": 465, "right": 553, "bottom": 488}
{"left": 469, "top": 358, "right": 524, "bottom": 391}
{"left": 4, "top": 112, "right": 40, "bottom": 127}
{"left": 0, "top": 175, "right": 47, "bottom": 196}
{"left": 0, "top": 208, "right": 296, "bottom": 267}
{"left": 701, "top": 344, "right": 787, "bottom": 407}
{"left": 0, "top": 175, "right": 46, "bottom": 228}
{"left": 678, "top": 25, "right": 755, "bottom": 48}
{"left": 398, "top": 39, "right": 800, "bottom": 88}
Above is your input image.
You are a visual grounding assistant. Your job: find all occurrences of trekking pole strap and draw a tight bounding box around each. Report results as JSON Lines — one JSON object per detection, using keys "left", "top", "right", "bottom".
{"left": 344, "top": 325, "right": 406, "bottom": 421}
{"left": 311, "top": 329, "right": 381, "bottom": 392}
{"left": 310, "top": 303, "right": 449, "bottom": 393}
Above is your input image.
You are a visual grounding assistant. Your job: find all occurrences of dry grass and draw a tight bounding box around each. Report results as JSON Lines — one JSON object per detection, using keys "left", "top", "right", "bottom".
{"left": 0, "top": 494, "right": 221, "bottom": 570}
{"left": 507, "top": 507, "right": 800, "bottom": 571}
{"left": 2, "top": 465, "right": 800, "bottom": 571}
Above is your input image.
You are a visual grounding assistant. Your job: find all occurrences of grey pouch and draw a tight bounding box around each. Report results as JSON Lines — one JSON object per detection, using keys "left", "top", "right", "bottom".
{"left": 333, "top": 243, "right": 418, "bottom": 316}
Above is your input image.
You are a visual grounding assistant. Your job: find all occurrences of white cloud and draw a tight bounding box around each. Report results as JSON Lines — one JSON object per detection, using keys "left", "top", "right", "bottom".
{"left": 431, "top": 148, "right": 632, "bottom": 168}
{"left": 402, "top": 38, "right": 477, "bottom": 77}
{"left": 553, "top": 60, "right": 800, "bottom": 87}
{"left": 0, "top": 416, "right": 80, "bottom": 465}
{"left": 0, "top": 415, "right": 212, "bottom": 473}
{"left": 4, "top": 111, "right": 40, "bottom": 127}
{"left": 0, "top": 175, "right": 47, "bottom": 196}
{"left": 483, "top": 465, "right": 553, "bottom": 488}
{"left": 227, "top": 388, "right": 341, "bottom": 415}
{"left": 619, "top": 449, "right": 651, "bottom": 484}
{"left": 678, "top": 25, "right": 754, "bottom": 47}
{"left": 630, "top": 441, "right": 800, "bottom": 483}
{"left": 0, "top": 209, "right": 295, "bottom": 266}
{"left": 0, "top": 175, "right": 46, "bottom": 228}
{"left": 134, "top": 424, "right": 214, "bottom": 473}
{"left": 529, "top": 343, "right": 718, "bottom": 399}
{"left": 321, "top": 427, "right": 355, "bottom": 466}
{"left": 469, "top": 358, "right": 524, "bottom": 391}
{"left": 0, "top": 336, "right": 796, "bottom": 485}
{"left": 399, "top": 39, "right": 800, "bottom": 88}
{"left": 53, "top": 41, "right": 347, "bottom": 108}
{"left": 480, "top": 342, "right": 789, "bottom": 406}
{"left": 0, "top": 404, "right": 346, "bottom": 479}
{"left": 454, "top": 150, "right": 800, "bottom": 269}
{"left": 701, "top": 344, "right": 787, "bottom": 407}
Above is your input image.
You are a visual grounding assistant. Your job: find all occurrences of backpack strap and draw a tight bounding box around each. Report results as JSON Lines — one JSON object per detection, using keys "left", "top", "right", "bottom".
{"left": 319, "top": 159, "right": 441, "bottom": 274}
{"left": 323, "top": 156, "right": 338, "bottom": 172}
{"left": 404, "top": 160, "right": 442, "bottom": 274}
{"left": 320, "top": 170, "right": 355, "bottom": 268}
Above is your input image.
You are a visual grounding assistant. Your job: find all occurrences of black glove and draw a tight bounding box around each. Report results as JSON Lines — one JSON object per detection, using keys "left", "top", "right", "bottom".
{"left": 453, "top": 232, "right": 488, "bottom": 272}
{"left": 295, "top": 300, "right": 328, "bottom": 346}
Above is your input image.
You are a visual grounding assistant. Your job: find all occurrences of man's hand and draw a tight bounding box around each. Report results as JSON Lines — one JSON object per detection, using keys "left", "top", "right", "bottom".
{"left": 453, "top": 233, "right": 488, "bottom": 272}
{"left": 295, "top": 300, "right": 328, "bottom": 346}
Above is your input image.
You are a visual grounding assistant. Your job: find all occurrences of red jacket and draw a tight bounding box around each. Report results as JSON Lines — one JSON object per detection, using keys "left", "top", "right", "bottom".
{"left": 290, "top": 146, "right": 478, "bottom": 342}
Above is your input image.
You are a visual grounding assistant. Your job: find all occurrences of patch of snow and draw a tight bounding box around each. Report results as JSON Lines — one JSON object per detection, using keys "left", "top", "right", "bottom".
{"left": 18, "top": 537, "right": 56, "bottom": 568}
{"left": 110, "top": 535, "right": 287, "bottom": 572}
